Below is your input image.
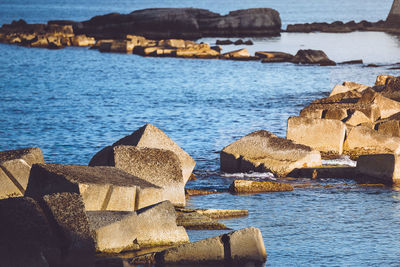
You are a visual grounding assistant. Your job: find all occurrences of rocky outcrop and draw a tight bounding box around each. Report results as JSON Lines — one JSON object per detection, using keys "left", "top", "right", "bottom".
{"left": 286, "top": 20, "right": 388, "bottom": 33}
{"left": 25, "top": 163, "right": 163, "bottom": 211}
{"left": 386, "top": 0, "right": 400, "bottom": 26}
{"left": 222, "top": 48, "right": 252, "bottom": 60}
{"left": 79, "top": 8, "right": 281, "bottom": 40}
{"left": 0, "top": 147, "right": 44, "bottom": 199}
{"left": 89, "top": 123, "right": 196, "bottom": 184}
{"left": 90, "top": 145, "right": 186, "bottom": 207}
{"left": 87, "top": 201, "right": 188, "bottom": 253}
{"left": 256, "top": 51, "right": 294, "bottom": 63}
{"left": 229, "top": 180, "right": 294, "bottom": 193}
{"left": 356, "top": 154, "right": 400, "bottom": 184}
{"left": 292, "top": 49, "right": 336, "bottom": 66}
{"left": 220, "top": 130, "right": 321, "bottom": 177}
{"left": 131, "top": 227, "right": 267, "bottom": 265}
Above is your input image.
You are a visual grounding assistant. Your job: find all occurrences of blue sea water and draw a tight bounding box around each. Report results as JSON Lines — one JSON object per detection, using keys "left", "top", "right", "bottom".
{"left": 1, "top": 0, "right": 400, "bottom": 266}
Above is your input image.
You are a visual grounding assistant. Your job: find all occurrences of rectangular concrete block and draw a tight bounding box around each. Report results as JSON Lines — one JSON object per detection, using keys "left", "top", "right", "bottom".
{"left": 287, "top": 116, "right": 347, "bottom": 155}
{"left": 356, "top": 154, "right": 400, "bottom": 184}
{"left": 228, "top": 227, "right": 267, "bottom": 263}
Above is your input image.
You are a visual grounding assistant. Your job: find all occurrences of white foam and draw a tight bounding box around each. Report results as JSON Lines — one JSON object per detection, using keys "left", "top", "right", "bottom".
{"left": 220, "top": 172, "right": 275, "bottom": 179}
{"left": 322, "top": 155, "right": 356, "bottom": 167}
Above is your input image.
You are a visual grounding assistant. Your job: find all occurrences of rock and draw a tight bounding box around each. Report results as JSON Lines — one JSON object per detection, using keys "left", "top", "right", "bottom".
{"left": 175, "top": 209, "right": 230, "bottom": 230}
{"left": 189, "top": 208, "right": 248, "bottom": 219}
{"left": 99, "top": 39, "right": 135, "bottom": 53}
{"left": 229, "top": 180, "right": 294, "bottom": 193}
{"left": 375, "top": 74, "right": 394, "bottom": 86}
{"left": 377, "top": 119, "right": 400, "bottom": 137}
{"left": 87, "top": 201, "right": 188, "bottom": 253}
{"left": 386, "top": 0, "right": 400, "bottom": 26}
{"left": 244, "top": 40, "right": 254, "bottom": 45}
{"left": 0, "top": 147, "right": 44, "bottom": 199}
{"left": 324, "top": 108, "right": 348, "bottom": 120}
{"left": 80, "top": 8, "right": 281, "bottom": 40}
{"left": 233, "top": 39, "right": 244, "bottom": 45}
{"left": 0, "top": 197, "right": 61, "bottom": 267}
{"left": 185, "top": 188, "right": 218, "bottom": 196}
{"left": 210, "top": 45, "right": 222, "bottom": 53}
{"left": 288, "top": 166, "right": 356, "bottom": 178}
{"left": 343, "top": 110, "right": 371, "bottom": 126}
{"left": 256, "top": 51, "right": 294, "bottom": 63}
{"left": 343, "top": 125, "right": 400, "bottom": 157}
{"left": 89, "top": 123, "right": 195, "bottom": 184}
{"left": 292, "top": 49, "right": 336, "bottom": 66}
{"left": 25, "top": 163, "right": 162, "bottom": 211}
{"left": 329, "top": 81, "right": 369, "bottom": 97}
{"left": 152, "top": 227, "right": 266, "bottom": 265}
{"left": 42, "top": 193, "right": 95, "bottom": 267}
{"left": 173, "top": 43, "right": 220, "bottom": 58}
{"left": 216, "top": 39, "right": 233, "bottom": 45}
{"left": 93, "top": 145, "right": 186, "bottom": 206}
{"left": 222, "top": 48, "right": 250, "bottom": 59}
{"left": 157, "top": 38, "right": 186, "bottom": 48}
{"left": 358, "top": 88, "right": 400, "bottom": 119}
{"left": 287, "top": 117, "right": 347, "bottom": 155}
{"left": 71, "top": 34, "right": 95, "bottom": 46}
{"left": 356, "top": 154, "right": 400, "bottom": 184}
{"left": 338, "top": 59, "right": 363, "bottom": 65}
{"left": 221, "top": 130, "right": 321, "bottom": 177}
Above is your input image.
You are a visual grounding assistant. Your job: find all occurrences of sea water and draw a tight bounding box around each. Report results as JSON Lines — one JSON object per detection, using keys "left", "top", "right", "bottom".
{"left": 1, "top": 0, "right": 400, "bottom": 266}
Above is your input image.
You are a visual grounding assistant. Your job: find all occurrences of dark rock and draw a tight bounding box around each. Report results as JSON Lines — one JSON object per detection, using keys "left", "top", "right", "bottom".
{"left": 79, "top": 8, "right": 281, "bottom": 39}
{"left": 234, "top": 39, "right": 244, "bottom": 45}
{"left": 292, "top": 49, "right": 336, "bottom": 66}
{"left": 216, "top": 39, "right": 233, "bottom": 45}
{"left": 339, "top": 59, "right": 363, "bottom": 65}
{"left": 210, "top": 45, "right": 222, "bottom": 53}
{"left": 244, "top": 40, "right": 253, "bottom": 45}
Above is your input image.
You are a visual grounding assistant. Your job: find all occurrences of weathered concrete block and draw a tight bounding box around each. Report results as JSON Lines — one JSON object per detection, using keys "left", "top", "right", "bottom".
{"left": 221, "top": 130, "right": 321, "bottom": 177}
{"left": 105, "top": 146, "right": 185, "bottom": 206}
{"left": 343, "top": 125, "right": 400, "bottom": 157}
{"left": 228, "top": 227, "right": 267, "bottom": 263}
{"left": 25, "top": 163, "right": 162, "bottom": 211}
{"left": 0, "top": 147, "right": 44, "bottom": 198}
{"left": 356, "top": 154, "right": 400, "bottom": 184}
{"left": 71, "top": 34, "right": 95, "bottom": 46}
{"left": 375, "top": 74, "right": 394, "bottom": 86}
{"left": 287, "top": 117, "right": 347, "bottom": 155}
{"left": 229, "top": 180, "right": 293, "bottom": 193}
{"left": 222, "top": 48, "right": 250, "bottom": 59}
{"left": 42, "top": 192, "right": 95, "bottom": 267}
{"left": 377, "top": 119, "right": 400, "bottom": 137}
{"left": 0, "top": 197, "right": 61, "bottom": 267}
{"left": 87, "top": 201, "right": 188, "bottom": 253}
{"left": 325, "top": 108, "right": 348, "bottom": 120}
{"left": 344, "top": 110, "right": 371, "bottom": 126}
{"left": 358, "top": 88, "right": 400, "bottom": 119}
{"left": 329, "top": 81, "right": 369, "bottom": 97}
{"left": 90, "top": 123, "right": 195, "bottom": 184}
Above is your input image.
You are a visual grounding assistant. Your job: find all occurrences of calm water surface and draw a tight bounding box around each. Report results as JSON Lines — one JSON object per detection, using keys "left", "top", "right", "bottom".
{"left": 1, "top": 0, "right": 400, "bottom": 266}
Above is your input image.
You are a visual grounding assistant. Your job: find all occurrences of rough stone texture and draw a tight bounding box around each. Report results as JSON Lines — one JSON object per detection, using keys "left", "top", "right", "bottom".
{"left": 222, "top": 48, "right": 250, "bottom": 59}
{"left": 25, "top": 163, "right": 161, "bottom": 211}
{"left": 256, "top": 51, "right": 294, "bottom": 63}
{"left": 221, "top": 130, "right": 321, "bottom": 177}
{"left": 71, "top": 34, "right": 95, "bottom": 46}
{"left": 377, "top": 119, "right": 400, "bottom": 137}
{"left": 288, "top": 166, "right": 356, "bottom": 179}
{"left": 228, "top": 227, "right": 267, "bottom": 263}
{"left": 177, "top": 207, "right": 248, "bottom": 219}
{"left": 175, "top": 208, "right": 230, "bottom": 230}
{"left": 287, "top": 117, "right": 347, "bottom": 155}
{"left": 0, "top": 197, "right": 61, "bottom": 267}
{"left": 375, "top": 75, "right": 394, "bottom": 86}
{"left": 229, "top": 180, "right": 294, "bottom": 193}
{"left": 344, "top": 110, "right": 371, "bottom": 126}
{"left": 358, "top": 88, "right": 400, "bottom": 119}
{"left": 387, "top": 0, "right": 400, "bottom": 26}
{"left": 87, "top": 201, "right": 188, "bottom": 253}
{"left": 356, "top": 154, "right": 400, "bottom": 184}
{"left": 42, "top": 193, "right": 95, "bottom": 267}
{"left": 79, "top": 8, "right": 281, "bottom": 39}
{"left": 292, "top": 49, "right": 336, "bottom": 66}
{"left": 90, "top": 123, "right": 195, "bottom": 185}
{"left": 325, "top": 109, "right": 348, "bottom": 120}
{"left": 0, "top": 147, "right": 44, "bottom": 199}
{"left": 343, "top": 125, "right": 400, "bottom": 157}
{"left": 90, "top": 146, "right": 185, "bottom": 206}
{"left": 157, "top": 235, "right": 225, "bottom": 264}
{"left": 329, "top": 82, "right": 369, "bottom": 97}
{"left": 154, "top": 227, "right": 266, "bottom": 265}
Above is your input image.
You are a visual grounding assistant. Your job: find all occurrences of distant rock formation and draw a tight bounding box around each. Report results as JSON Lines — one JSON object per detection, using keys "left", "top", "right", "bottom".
{"left": 387, "top": 0, "right": 400, "bottom": 26}
{"left": 77, "top": 8, "right": 281, "bottom": 39}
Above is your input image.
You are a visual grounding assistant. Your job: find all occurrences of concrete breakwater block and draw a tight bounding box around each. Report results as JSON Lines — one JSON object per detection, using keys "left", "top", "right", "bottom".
{"left": 229, "top": 180, "right": 294, "bottom": 193}
{"left": 130, "top": 227, "right": 267, "bottom": 265}
{"left": 356, "top": 154, "right": 400, "bottom": 184}
{"left": 87, "top": 201, "right": 189, "bottom": 253}
{"left": 89, "top": 123, "right": 196, "bottom": 185}
{"left": 25, "top": 163, "right": 163, "bottom": 211}
{"left": 92, "top": 145, "right": 186, "bottom": 207}
{"left": 287, "top": 116, "right": 347, "bottom": 155}
{"left": 221, "top": 130, "right": 321, "bottom": 177}
{"left": 0, "top": 147, "right": 44, "bottom": 199}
